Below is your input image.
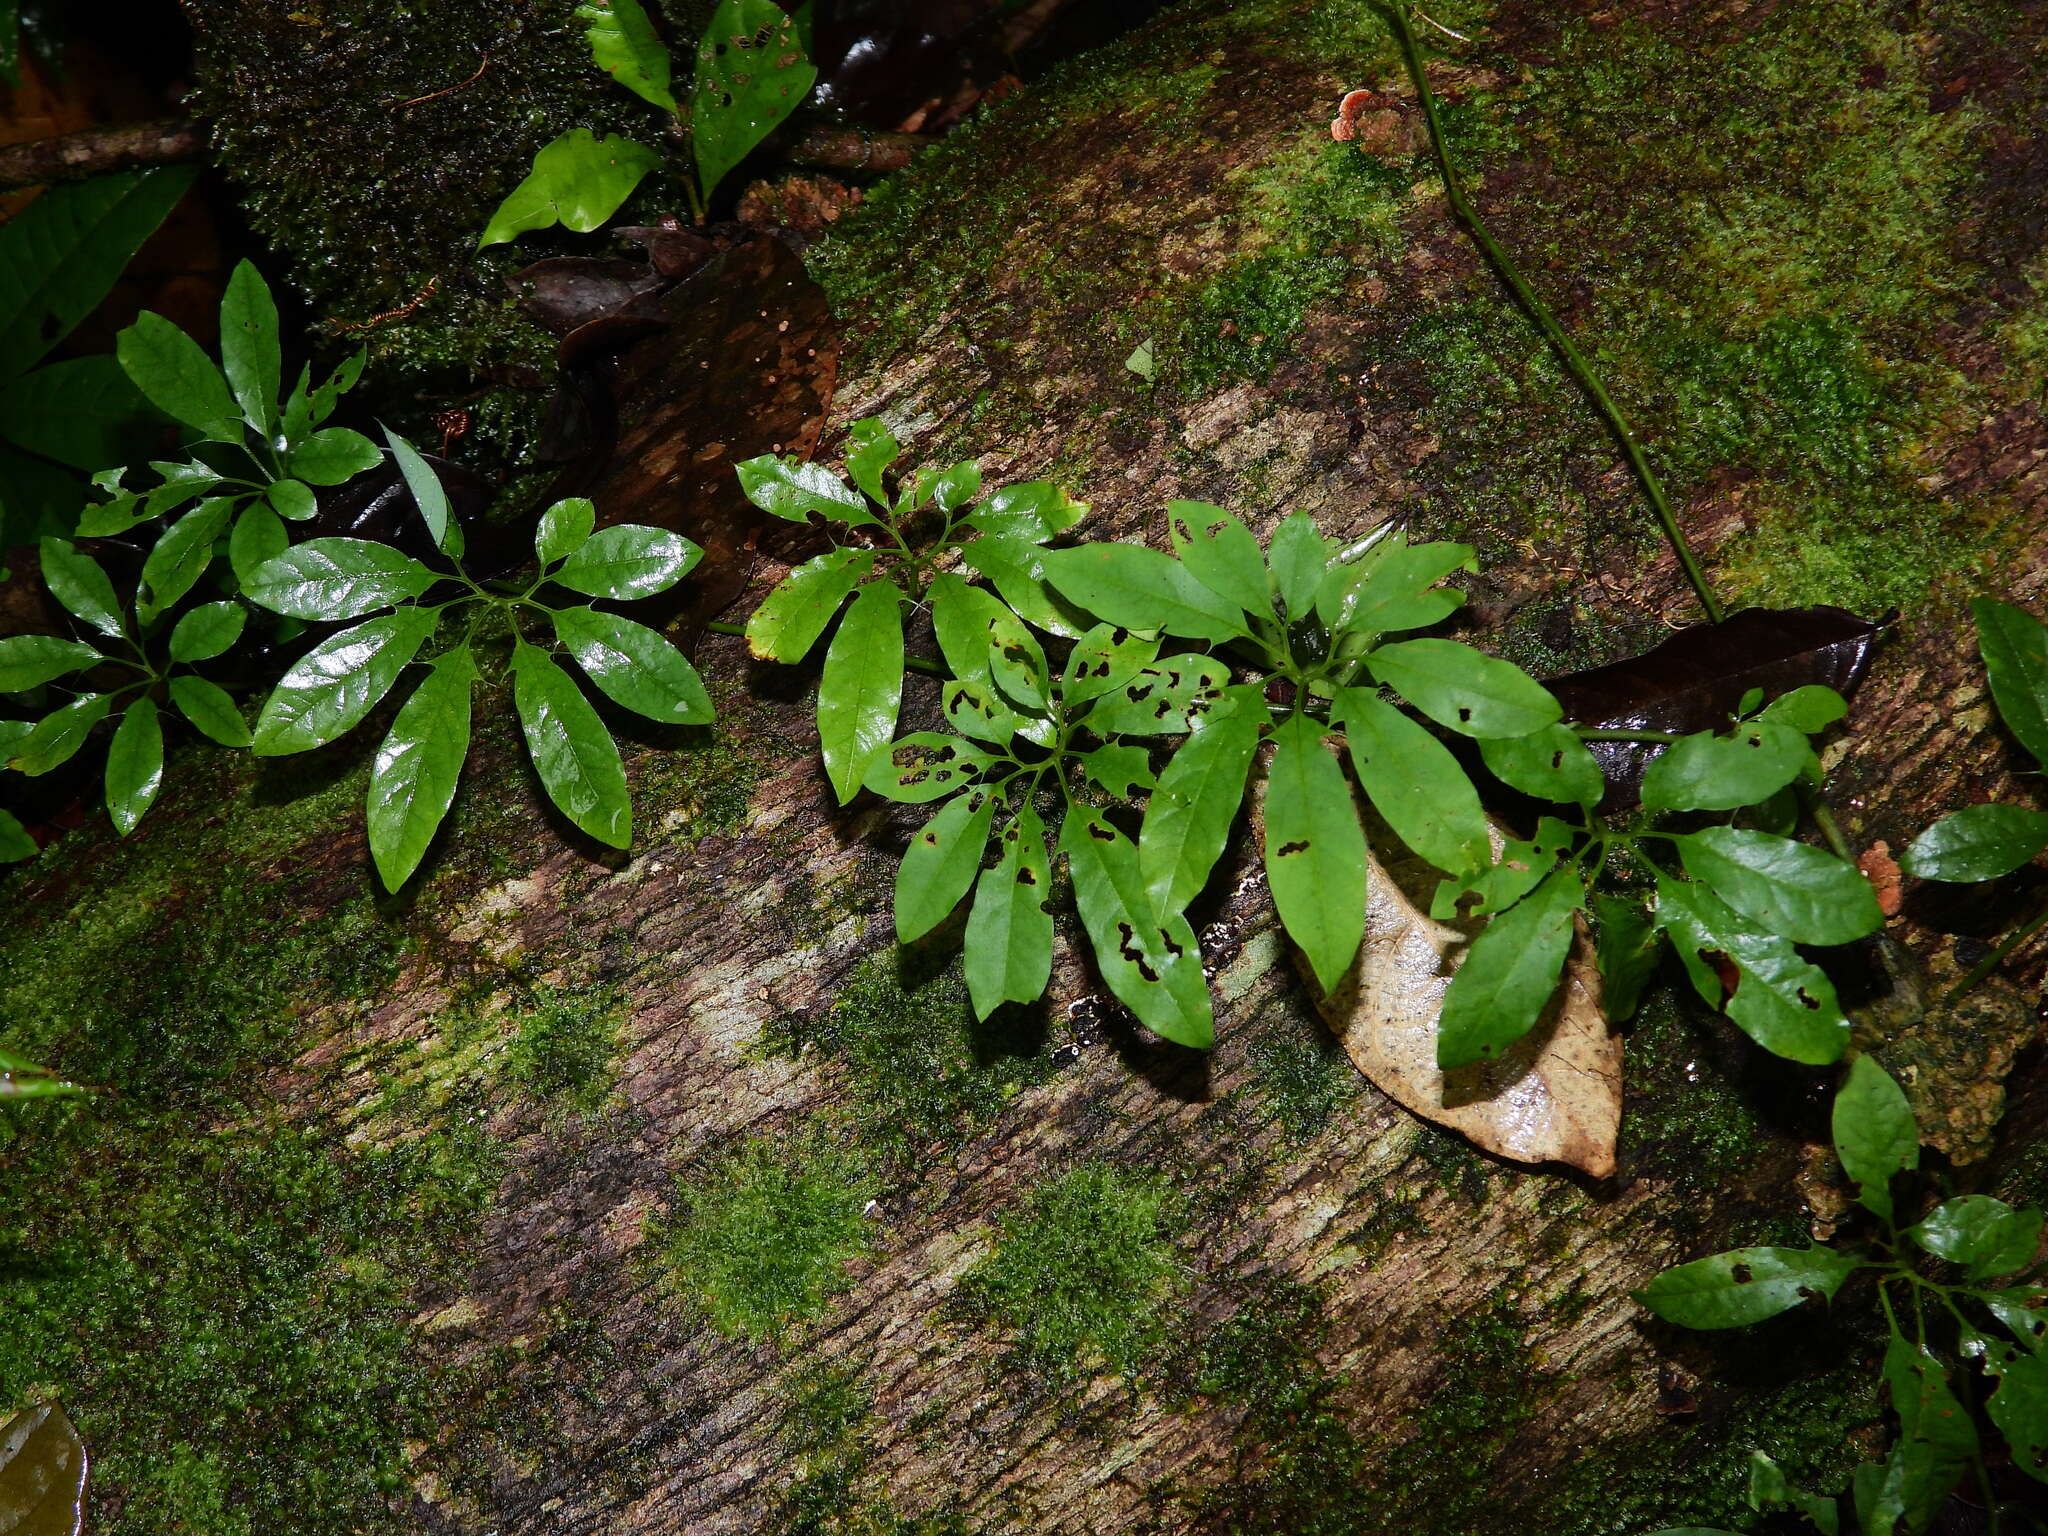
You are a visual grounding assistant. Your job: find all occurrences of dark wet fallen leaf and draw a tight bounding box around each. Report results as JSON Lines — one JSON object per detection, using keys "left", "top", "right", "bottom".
{"left": 1544, "top": 605, "right": 1887, "bottom": 809}
{"left": 614, "top": 223, "right": 716, "bottom": 280}
{"left": 306, "top": 454, "right": 511, "bottom": 574}
{"left": 510, "top": 256, "right": 667, "bottom": 337}
{"left": 0, "top": 1401, "right": 88, "bottom": 1536}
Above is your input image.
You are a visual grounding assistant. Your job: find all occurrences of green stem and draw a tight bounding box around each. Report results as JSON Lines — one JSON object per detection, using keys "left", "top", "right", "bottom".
{"left": 702, "top": 619, "right": 950, "bottom": 678}
{"left": 1378, "top": 3, "right": 1726, "bottom": 625}
{"left": 1945, "top": 893, "right": 2048, "bottom": 1006}
{"left": 1574, "top": 727, "right": 1681, "bottom": 744}
{"left": 1798, "top": 781, "right": 1858, "bottom": 865}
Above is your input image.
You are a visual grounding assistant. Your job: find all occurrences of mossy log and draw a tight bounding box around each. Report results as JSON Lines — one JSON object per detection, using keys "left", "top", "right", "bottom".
{"left": 5, "top": 1, "right": 2048, "bottom": 1532}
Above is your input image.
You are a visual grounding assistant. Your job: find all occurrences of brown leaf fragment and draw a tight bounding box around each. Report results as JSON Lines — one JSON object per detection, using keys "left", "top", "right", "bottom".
{"left": 1303, "top": 814, "right": 1622, "bottom": 1178}
{"left": 1860, "top": 839, "right": 1904, "bottom": 917}
{"left": 0, "top": 1402, "right": 88, "bottom": 1536}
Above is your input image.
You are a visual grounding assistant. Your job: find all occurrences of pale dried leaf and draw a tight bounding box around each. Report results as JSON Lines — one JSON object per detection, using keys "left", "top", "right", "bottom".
{"left": 0, "top": 1402, "right": 88, "bottom": 1536}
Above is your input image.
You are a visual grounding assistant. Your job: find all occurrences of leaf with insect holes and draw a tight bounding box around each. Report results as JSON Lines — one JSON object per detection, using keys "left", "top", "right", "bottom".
{"left": 1168, "top": 500, "right": 1270, "bottom": 615}
{"left": 1320, "top": 537, "right": 1474, "bottom": 636}
{"left": 1980, "top": 1334, "right": 2048, "bottom": 1485}
{"left": 368, "top": 644, "right": 475, "bottom": 889}
{"left": 1655, "top": 873, "right": 1847, "bottom": 1064}
{"left": 1677, "top": 826, "right": 1881, "bottom": 947}
{"left": 1139, "top": 692, "right": 1262, "bottom": 915}
{"left": 481, "top": 129, "right": 661, "bottom": 248}
{"left": 961, "top": 482, "right": 1085, "bottom": 545}
{"left": 1062, "top": 623, "right": 1159, "bottom": 704}
{"left": 1639, "top": 719, "right": 1814, "bottom": 812}
{"left": 1370, "top": 639, "right": 1561, "bottom": 739}
{"left": 863, "top": 733, "right": 995, "bottom": 803}
{"left": 1087, "top": 655, "right": 1231, "bottom": 736}
{"left": 1061, "top": 807, "right": 1213, "bottom": 1048}
{"left": 959, "top": 535, "right": 1088, "bottom": 638}
{"left": 735, "top": 454, "right": 876, "bottom": 527}
{"left": 930, "top": 574, "right": 1047, "bottom": 712}
{"left": 1436, "top": 865, "right": 1583, "bottom": 1069}
{"left": 692, "top": 0, "right": 817, "bottom": 203}
{"left": 842, "top": 418, "right": 898, "bottom": 505}
{"left": 1636, "top": 1244, "right": 1860, "bottom": 1329}
{"left": 1265, "top": 512, "right": 1328, "bottom": 620}
{"left": 966, "top": 801, "right": 1054, "bottom": 1019}
{"left": 895, "top": 787, "right": 996, "bottom": 942}
{"left": 579, "top": 0, "right": 677, "bottom": 111}
{"left": 818, "top": 579, "right": 903, "bottom": 804}
{"left": 510, "top": 642, "right": 631, "bottom": 848}
{"left": 1480, "top": 723, "right": 1604, "bottom": 806}
{"left": 1265, "top": 715, "right": 1367, "bottom": 994}
{"left": 1831, "top": 1055, "right": 1917, "bottom": 1221}
{"left": 1903, "top": 803, "right": 2048, "bottom": 883}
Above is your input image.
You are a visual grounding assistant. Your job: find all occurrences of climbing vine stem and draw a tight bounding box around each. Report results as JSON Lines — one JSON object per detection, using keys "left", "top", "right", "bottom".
{"left": 1378, "top": 2, "right": 1727, "bottom": 625}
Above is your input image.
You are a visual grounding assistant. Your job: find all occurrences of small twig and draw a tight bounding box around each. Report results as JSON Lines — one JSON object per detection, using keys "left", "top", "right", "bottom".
{"left": 1377, "top": 3, "right": 1727, "bottom": 625}
{"left": 0, "top": 118, "right": 204, "bottom": 191}
{"left": 1412, "top": 6, "right": 1472, "bottom": 42}
{"left": 392, "top": 55, "right": 492, "bottom": 111}
{"left": 1946, "top": 895, "right": 2048, "bottom": 1005}
{"left": 325, "top": 277, "right": 441, "bottom": 335}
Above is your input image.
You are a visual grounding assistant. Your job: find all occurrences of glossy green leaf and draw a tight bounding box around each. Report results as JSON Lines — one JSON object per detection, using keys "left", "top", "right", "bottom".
{"left": 961, "top": 481, "right": 1085, "bottom": 544}
{"left": 9, "top": 692, "right": 110, "bottom": 775}
{"left": 0, "top": 1401, "right": 90, "bottom": 1533}
{"left": 1087, "top": 655, "right": 1231, "bottom": 736}
{"left": 1337, "top": 687, "right": 1489, "bottom": 878}
{"left": 1265, "top": 512, "right": 1328, "bottom": 620}
{"left": 384, "top": 427, "right": 452, "bottom": 550}
{"left": 1061, "top": 807, "right": 1213, "bottom": 1048}
{"left": 551, "top": 524, "right": 701, "bottom": 600}
{"left": 552, "top": 605, "right": 714, "bottom": 724}
{"left": 1139, "top": 695, "right": 1262, "bottom": 914}
{"left": 1655, "top": 873, "right": 1848, "bottom": 1064}
{"left": 863, "top": 732, "right": 994, "bottom": 803}
{"left": 1907, "top": 1196, "right": 2042, "bottom": 1278}
{"left": 1640, "top": 719, "right": 1813, "bottom": 812}
{"left": 895, "top": 787, "right": 996, "bottom": 942}
{"left": 940, "top": 678, "right": 1027, "bottom": 748}
{"left": 1831, "top": 1055, "right": 1917, "bottom": 1222}
{"left": 266, "top": 477, "right": 315, "bottom": 521}
{"left": 1592, "top": 895, "right": 1662, "bottom": 1023}
{"left": 1479, "top": 722, "right": 1604, "bottom": 806}
{"left": 1974, "top": 597, "right": 2048, "bottom": 769}
{"left": 1167, "top": 500, "right": 1270, "bottom": 615}
{"left": 252, "top": 607, "right": 437, "bottom": 755}
{"left": 105, "top": 695, "right": 163, "bottom": 834}
{"left": 229, "top": 501, "right": 288, "bottom": 586}
{"left": 368, "top": 645, "right": 475, "bottom": 889}
{"left": 287, "top": 427, "right": 381, "bottom": 487}
{"left": 959, "top": 535, "right": 1089, "bottom": 639}
{"left": 1322, "top": 537, "right": 1475, "bottom": 635}
{"left": 0, "top": 355, "right": 151, "bottom": 471}
{"left": 746, "top": 546, "right": 871, "bottom": 663}
{"left": 931, "top": 460, "right": 981, "bottom": 512}
{"left": 818, "top": 579, "right": 903, "bottom": 804}
{"left": 692, "top": 0, "right": 818, "bottom": 203}
{"left": 1432, "top": 817, "right": 1577, "bottom": 921}
{"left": 168, "top": 600, "right": 246, "bottom": 663}
{"left": 1982, "top": 1338, "right": 2048, "bottom": 1483}
{"left": 1264, "top": 714, "right": 1368, "bottom": 994}
{"left": 168, "top": 673, "right": 251, "bottom": 747}
{"left": 1879, "top": 1335, "right": 1978, "bottom": 1530}
{"left": 510, "top": 642, "right": 631, "bottom": 848}
{"left": 1678, "top": 826, "right": 1883, "bottom": 946}
{"left": 843, "top": 417, "right": 898, "bottom": 504}
{"left": 116, "top": 309, "right": 237, "bottom": 436}
{"left": 1636, "top": 1244, "right": 1859, "bottom": 1329}
{"left": 929, "top": 573, "right": 1047, "bottom": 711}
{"left": 1436, "top": 865, "right": 1582, "bottom": 1069}
{"left": 1079, "top": 742, "right": 1155, "bottom": 799}
{"left": 0, "top": 166, "right": 195, "bottom": 373}
{"left": 244, "top": 537, "right": 437, "bottom": 619}
{"left": 0, "top": 634, "right": 101, "bottom": 692}
{"left": 1369, "top": 639, "right": 1562, "bottom": 739}
{"left": 1040, "top": 542, "right": 1251, "bottom": 642}
{"left": 219, "top": 259, "right": 281, "bottom": 436}
{"left": 1984, "top": 1291, "right": 2048, "bottom": 1353}
{"left": 1759, "top": 685, "right": 1848, "bottom": 734}
{"left": 734, "top": 454, "right": 875, "bottom": 526}
{"left": 579, "top": 0, "right": 676, "bottom": 110}
{"left": 1062, "top": 623, "right": 1159, "bottom": 704}
{"left": 965, "top": 801, "right": 1054, "bottom": 1018}
{"left": 74, "top": 470, "right": 149, "bottom": 537}
{"left": 38, "top": 537, "right": 124, "bottom": 639}
{"left": 1902, "top": 802, "right": 2048, "bottom": 883}
{"left": 480, "top": 129, "right": 661, "bottom": 247}
{"left": 536, "top": 496, "right": 596, "bottom": 566}
{"left": 137, "top": 496, "right": 233, "bottom": 621}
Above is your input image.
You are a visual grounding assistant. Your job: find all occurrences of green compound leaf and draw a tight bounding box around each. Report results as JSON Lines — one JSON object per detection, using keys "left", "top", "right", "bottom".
{"left": 965, "top": 801, "right": 1054, "bottom": 1019}
{"left": 1906, "top": 1196, "right": 2043, "bottom": 1279}
{"left": 1337, "top": 687, "right": 1489, "bottom": 878}
{"left": 1167, "top": 500, "right": 1271, "bottom": 616}
{"left": 0, "top": 355, "right": 152, "bottom": 471}
{"left": 1062, "top": 623, "right": 1159, "bottom": 704}
{"left": 287, "top": 427, "right": 382, "bottom": 487}
{"left": 863, "top": 732, "right": 995, "bottom": 803}
{"left": 1264, "top": 714, "right": 1367, "bottom": 994}
{"left": 959, "top": 535, "right": 1089, "bottom": 639}
{"left": 1974, "top": 597, "right": 2048, "bottom": 769}
{"left": 551, "top": 605, "right": 714, "bottom": 725}
{"left": 961, "top": 481, "right": 1086, "bottom": 545}
{"left": 1636, "top": 1244, "right": 1859, "bottom": 1329}
{"left": 0, "top": 634, "right": 101, "bottom": 691}
{"left": 818, "top": 578, "right": 903, "bottom": 804}
{"left": 1655, "top": 873, "right": 1848, "bottom": 1065}
{"left": 535, "top": 495, "right": 596, "bottom": 566}
{"left": 104, "top": 695, "right": 164, "bottom": 835}
{"left": 229, "top": 501, "right": 288, "bottom": 585}
{"left": 244, "top": 537, "right": 438, "bottom": 619}
{"left": 168, "top": 673, "right": 251, "bottom": 747}
{"left": 385, "top": 427, "right": 453, "bottom": 551}
{"left": 1320, "top": 536, "right": 1474, "bottom": 636}
{"left": 1432, "top": 816, "right": 1576, "bottom": 921}
{"left": 9, "top": 692, "right": 111, "bottom": 775}
{"left": 510, "top": 641, "right": 631, "bottom": 848}
{"left": 1831, "top": 1055, "right": 1918, "bottom": 1222}
{"left": 368, "top": 644, "right": 475, "bottom": 889}
{"left": 1061, "top": 807, "right": 1213, "bottom": 1048}
{"left": 692, "top": 0, "right": 817, "bottom": 204}
{"left": 116, "top": 308, "right": 238, "bottom": 437}
{"left": 1087, "top": 655, "right": 1231, "bottom": 736}
{"left": 734, "top": 453, "right": 876, "bottom": 526}
{"left": 1436, "top": 864, "right": 1583, "bottom": 1070}
{"left": 1639, "top": 719, "right": 1814, "bottom": 813}
{"left": 169, "top": 600, "right": 246, "bottom": 666}
{"left": 1079, "top": 742, "right": 1155, "bottom": 799}
{"left": 1902, "top": 802, "right": 2048, "bottom": 883}
{"left": 252, "top": 607, "right": 437, "bottom": 756}
{"left": 1369, "top": 638, "right": 1562, "bottom": 740}
{"left": 551, "top": 524, "right": 701, "bottom": 600}
{"left": 1040, "top": 542, "right": 1251, "bottom": 643}
{"left": 137, "top": 495, "right": 233, "bottom": 621}
{"left": 480, "top": 129, "right": 661, "bottom": 248}
{"left": 1981, "top": 1338, "right": 2048, "bottom": 1484}
{"left": 895, "top": 786, "right": 996, "bottom": 942}
{"left": 929, "top": 573, "right": 1047, "bottom": 711}
{"left": 1479, "top": 722, "right": 1604, "bottom": 807}
{"left": 579, "top": 0, "right": 677, "bottom": 111}
{"left": 746, "top": 546, "right": 871, "bottom": 662}
{"left": 39, "top": 537, "right": 125, "bottom": 638}
{"left": 1265, "top": 511, "right": 1329, "bottom": 620}
{"left": 1592, "top": 895, "right": 1662, "bottom": 1023}
{"left": 1139, "top": 695, "right": 1262, "bottom": 914}
{"left": 1677, "top": 825, "right": 1883, "bottom": 947}
{"left": 941, "top": 678, "right": 1026, "bottom": 748}
{"left": 219, "top": 259, "right": 281, "bottom": 437}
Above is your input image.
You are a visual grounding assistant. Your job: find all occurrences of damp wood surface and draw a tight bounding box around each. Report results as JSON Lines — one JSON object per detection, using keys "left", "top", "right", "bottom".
{"left": 6, "top": 0, "right": 2048, "bottom": 1531}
